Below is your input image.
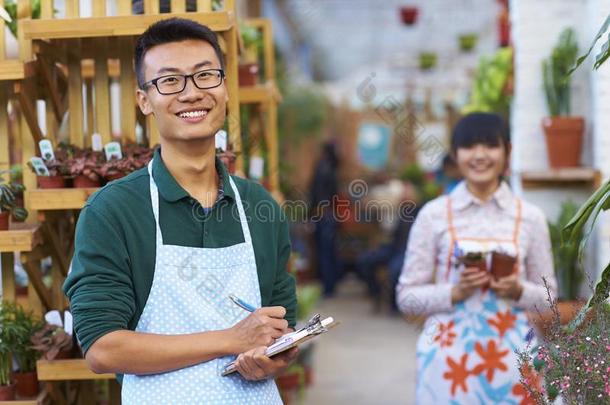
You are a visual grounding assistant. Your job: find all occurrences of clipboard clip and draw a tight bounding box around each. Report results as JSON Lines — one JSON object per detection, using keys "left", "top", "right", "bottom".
{"left": 303, "top": 313, "right": 328, "bottom": 336}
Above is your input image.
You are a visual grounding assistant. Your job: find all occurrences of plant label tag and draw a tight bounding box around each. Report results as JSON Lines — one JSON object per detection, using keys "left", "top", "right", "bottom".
{"left": 45, "top": 310, "right": 63, "bottom": 328}
{"left": 91, "top": 133, "right": 103, "bottom": 152}
{"left": 64, "top": 311, "right": 73, "bottom": 336}
{"left": 30, "top": 157, "right": 50, "bottom": 176}
{"left": 249, "top": 155, "right": 264, "bottom": 180}
{"left": 215, "top": 130, "right": 227, "bottom": 151}
{"left": 39, "top": 139, "right": 55, "bottom": 161}
{"left": 104, "top": 142, "right": 122, "bottom": 160}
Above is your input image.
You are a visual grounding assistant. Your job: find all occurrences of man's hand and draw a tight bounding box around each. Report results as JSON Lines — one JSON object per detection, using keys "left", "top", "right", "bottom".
{"left": 235, "top": 347, "right": 299, "bottom": 381}
{"left": 228, "top": 307, "right": 289, "bottom": 354}
{"left": 490, "top": 273, "right": 523, "bottom": 300}
{"left": 451, "top": 267, "right": 490, "bottom": 303}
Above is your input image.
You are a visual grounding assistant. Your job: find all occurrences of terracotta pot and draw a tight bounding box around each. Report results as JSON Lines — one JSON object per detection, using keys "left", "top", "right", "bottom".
{"left": 37, "top": 175, "right": 67, "bottom": 189}
{"left": 399, "top": 6, "right": 419, "bottom": 25}
{"left": 498, "top": 10, "right": 510, "bottom": 47}
{"left": 14, "top": 371, "right": 38, "bottom": 398}
{"left": 73, "top": 175, "right": 101, "bottom": 188}
{"left": 529, "top": 300, "right": 585, "bottom": 337}
{"left": 276, "top": 372, "right": 301, "bottom": 391}
{"left": 0, "top": 211, "right": 9, "bottom": 231}
{"left": 542, "top": 116, "right": 584, "bottom": 168}
{"left": 461, "top": 258, "right": 487, "bottom": 273}
{"left": 238, "top": 63, "right": 259, "bottom": 86}
{"left": 0, "top": 382, "right": 16, "bottom": 401}
{"left": 490, "top": 251, "right": 516, "bottom": 280}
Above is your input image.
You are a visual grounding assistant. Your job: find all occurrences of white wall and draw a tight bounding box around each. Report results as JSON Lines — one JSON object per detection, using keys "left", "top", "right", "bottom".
{"left": 511, "top": 0, "right": 610, "bottom": 285}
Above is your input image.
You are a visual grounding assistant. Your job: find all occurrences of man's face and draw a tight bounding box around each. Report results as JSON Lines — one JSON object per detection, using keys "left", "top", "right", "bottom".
{"left": 136, "top": 39, "right": 228, "bottom": 143}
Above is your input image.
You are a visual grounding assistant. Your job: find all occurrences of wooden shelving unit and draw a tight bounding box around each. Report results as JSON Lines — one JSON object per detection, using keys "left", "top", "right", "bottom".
{"left": 521, "top": 167, "right": 602, "bottom": 189}
{"left": 0, "top": 388, "right": 49, "bottom": 405}
{"left": 26, "top": 188, "right": 98, "bottom": 211}
{"left": 0, "top": 224, "right": 42, "bottom": 253}
{"left": 36, "top": 359, "right": 114, "bottom": 381}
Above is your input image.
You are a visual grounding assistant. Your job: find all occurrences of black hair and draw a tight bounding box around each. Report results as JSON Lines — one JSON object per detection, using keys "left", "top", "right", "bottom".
{"left": 134, "top": 18, "right": 225, "bottom": 88}
{"left": 451, "top": 112, "right": 510, "bottom": 153}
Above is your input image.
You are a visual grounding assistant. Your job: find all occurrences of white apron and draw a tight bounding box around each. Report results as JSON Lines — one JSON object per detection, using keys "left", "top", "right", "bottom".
{"left": 415, "top": 197, "right": 537, "bottom": 404}
{"left": 121, "top": 161, "right": 282, "bottom": 404}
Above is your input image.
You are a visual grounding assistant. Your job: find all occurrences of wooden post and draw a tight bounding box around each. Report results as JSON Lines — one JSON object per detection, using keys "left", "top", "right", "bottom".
{"left": 1, "top": 252, "right": 16, "bottom": 302}
{"left": 171, "top": 0, "right": 186, "bottom": 13}
{"left": 119, "top": 37, "right": 136, "bottom": 143}
{"left": 143, "top": 0, "right": 160, "bottom": 14}
{"left": 94, "top": 38, "right": 111, "bottom": 143}
{"left": 67, "top": 39, "right": 84, "bottom": 147}
{"left": 197, "top": 0, "right": 212, "bottom": 11}
{"left": 0, "top": 85, "right": 9, "bottom": 172}
{"left": 224, "top": 27, "right": 241, "bottom": 168}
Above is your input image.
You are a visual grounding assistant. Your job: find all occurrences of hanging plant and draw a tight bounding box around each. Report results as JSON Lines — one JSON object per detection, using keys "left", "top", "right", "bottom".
{"left": 458, "top": 33, "right": 479, "bottom": 52}
{"left": 399, "top": 6, "right": 419, "bottom": 26}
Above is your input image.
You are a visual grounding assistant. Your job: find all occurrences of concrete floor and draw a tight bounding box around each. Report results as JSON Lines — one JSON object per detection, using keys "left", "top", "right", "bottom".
{"left": 302, "top": 276, "right": 420, "bottom": 405}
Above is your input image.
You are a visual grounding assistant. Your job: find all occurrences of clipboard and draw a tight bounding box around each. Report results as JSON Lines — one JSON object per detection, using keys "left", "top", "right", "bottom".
{"left": 221, "top": 313, "right": 337, "bottom": 376}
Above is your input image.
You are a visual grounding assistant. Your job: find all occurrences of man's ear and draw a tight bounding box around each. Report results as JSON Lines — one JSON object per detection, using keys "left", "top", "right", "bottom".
{"left": 136, "top": 88, "right": 153, "bottom": 116}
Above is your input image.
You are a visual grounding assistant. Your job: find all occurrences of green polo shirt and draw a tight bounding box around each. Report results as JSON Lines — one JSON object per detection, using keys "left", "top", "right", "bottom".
{"left": 63, "top": 148, "right": 295, "bottom": 356}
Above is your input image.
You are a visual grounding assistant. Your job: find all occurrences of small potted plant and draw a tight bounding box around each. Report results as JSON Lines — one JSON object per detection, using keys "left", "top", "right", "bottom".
{"left": 12, "top": 305, "right": 44, "bottom": 398}
{"left": 458, "top": 33, "right": 478, "bottom": 52}
{"left": 28, "top": 156, "right": 70, "bottom": 189}
{"left": 0, "top": 301, "right": 25, "bottom": 400}
{"left": 419, "top": 52, "right": 437, "bottom": 71}
{"left": 238, "top": 23, "right": 261, "bottom": 86}
{"left": 541, "top": 28, "right": 583, "bottom": 168}
{"left": 457, "top": 251, "right": 487, "bottom": 273}
{"left": 490, "top": 250, "right": 516, "bottom": 280}
{"left": 399, "top": 6, "right": 419, "bottom": 25}
{"left": 0, "top": 174, "right": 28, "bottom": 231}
{"left": 31, "top": 323, "right": 74, "bottom": 361}
{"left": 68, "top": 153, "right": 104, "bottom": 188}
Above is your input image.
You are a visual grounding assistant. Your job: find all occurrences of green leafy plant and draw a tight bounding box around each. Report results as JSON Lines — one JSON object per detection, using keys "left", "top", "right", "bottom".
{"left": 562, "top": 179, "right": 610, "bottom": 331}
{"left": 542, "top": 28, "right": 579, "bottom": 116}
{"left": 458, "top": 33, "right": 478, "bottom": 52}
{"left": 296, "top": 285, "right": 321, "bottom": 322}
{"left": 0, "top": 302, "right": 29, "bottom": 385}
{"left": 1, "top": 0, "right": 41, "bottom": 37}
{"left": 31, "top": 323, "right": 73, "bottom": 361}
{"left": 463, "top": 47, "right": 513, "bottom": 117}
{"left": 570, "top": 14, "right": 610, "bottom": 72}
{"left": 239, "top": 23, "right": 262, "bottom": 64}
{"left": 0, "top": 171, "right": 28, "bottom": 221}
{"left": 11, "top": 305, "right": 44, "bottom": 373}
{"left": 419, "top": 52, "right": 437, "bottom": 70}
{"left": 278, "top": 86, "right": 329, "bottom": 144}
{"left": 548, "top": 201, "right": 583, "bottom": 301}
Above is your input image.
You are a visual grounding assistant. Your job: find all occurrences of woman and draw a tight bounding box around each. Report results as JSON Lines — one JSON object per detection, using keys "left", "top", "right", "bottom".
{"left": 396, "top": 113, "right": 556, "bottom": 404}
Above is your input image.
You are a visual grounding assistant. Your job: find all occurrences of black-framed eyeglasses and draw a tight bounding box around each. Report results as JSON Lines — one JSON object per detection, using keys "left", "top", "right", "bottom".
{"left": 143, "top": 68, "right": 225, "bottom": 95}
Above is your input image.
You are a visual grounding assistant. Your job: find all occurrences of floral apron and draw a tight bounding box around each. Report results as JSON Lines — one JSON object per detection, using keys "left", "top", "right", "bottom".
{"left": 415, "top": 197, "right": 536, "bottom": 404}
{"left": 121, "top": 161, "right": 282, "bottom": 404}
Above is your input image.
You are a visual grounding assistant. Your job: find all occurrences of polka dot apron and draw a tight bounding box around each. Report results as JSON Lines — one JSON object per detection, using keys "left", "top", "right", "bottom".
{"left": 121, "top": 161, "right": 282, "bottom": 404}
{"left": 414, "top": 197, "right": 538, "bottom": 404}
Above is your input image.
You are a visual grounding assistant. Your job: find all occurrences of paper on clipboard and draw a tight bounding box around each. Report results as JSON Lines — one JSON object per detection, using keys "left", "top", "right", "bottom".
{"left": 221, "top": 314, "right": 336, "bottom": 376}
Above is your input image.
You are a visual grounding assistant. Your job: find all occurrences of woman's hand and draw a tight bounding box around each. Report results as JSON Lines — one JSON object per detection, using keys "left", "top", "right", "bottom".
{"left": 235, "top": 347, "right": 299, "bottom": 381}
{"left": 490, "top": 273, "right": 523, "bottom": 300}
{"left": 451, "top": 267, "right": 490, "bottom": 304}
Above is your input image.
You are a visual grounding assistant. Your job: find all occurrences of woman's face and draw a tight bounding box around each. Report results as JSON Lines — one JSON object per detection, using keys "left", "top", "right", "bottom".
{"left": 454, "top": 142, "right": 508, "bottom": 187}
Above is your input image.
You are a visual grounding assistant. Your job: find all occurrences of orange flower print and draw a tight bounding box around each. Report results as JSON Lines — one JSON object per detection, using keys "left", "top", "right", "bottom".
{"left": 471, "top": 340, "right": 509, "bottom": 382}
{"left": 488, "top": 309, "right": 517, "bottom": 338}
{"left": 512, "top": 365, "right": 543, "bottom": 405}
{"left": 512, "top": 383, "right": 537, "bottom": 405}
{"left": 434, "top": 320, "right": 457, "bottom": 348}
{"left": 443, "top": 353, "right": 470, "bottom": 396}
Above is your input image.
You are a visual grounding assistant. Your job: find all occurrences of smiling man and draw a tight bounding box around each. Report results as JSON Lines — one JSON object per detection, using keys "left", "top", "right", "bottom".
{"left": 63, "top": 18, "right": 297, "bottom": 404}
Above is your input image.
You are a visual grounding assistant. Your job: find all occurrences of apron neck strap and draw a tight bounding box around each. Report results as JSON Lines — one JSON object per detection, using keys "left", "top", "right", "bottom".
{"left": 147, "top": 160, "right": 253, "bottom": 246}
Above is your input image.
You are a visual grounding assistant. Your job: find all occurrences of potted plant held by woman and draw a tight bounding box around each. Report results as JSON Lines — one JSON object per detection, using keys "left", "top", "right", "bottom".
{"left": 541, "top": 28, "right": 583, "bottom": 168}
{"left": 0, "top": 175, "right": 28, "bottom": 231}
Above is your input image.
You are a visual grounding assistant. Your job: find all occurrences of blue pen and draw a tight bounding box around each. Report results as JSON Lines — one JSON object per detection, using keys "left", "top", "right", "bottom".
{"left": 228, "top": 294, "right": 257, "bottom": 312}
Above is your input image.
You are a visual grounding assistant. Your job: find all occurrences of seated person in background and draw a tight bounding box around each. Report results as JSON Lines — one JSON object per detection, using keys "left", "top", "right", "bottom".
{"left": 356, "top": 181, "right": 419, "bottom": 311}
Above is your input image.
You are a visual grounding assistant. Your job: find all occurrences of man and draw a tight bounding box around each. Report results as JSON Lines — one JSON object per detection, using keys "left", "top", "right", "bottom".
{"left": 63, "top": 18, "right": 297, "bottom": 404}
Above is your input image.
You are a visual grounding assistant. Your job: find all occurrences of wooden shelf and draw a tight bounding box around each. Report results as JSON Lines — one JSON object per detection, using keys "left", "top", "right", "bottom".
{"left": 238, "top": 82, "right": 281, "bottom": 104}
{"left": 26, "top": 188, "right": 99, "bottom": 211}
{"left": 0, "top": 388, "right": 48, "bottom": 405}
{"left": 37, "top": 359, "right": 114, "bottom": 381}
{"left": 22, "top": 12, "right": 234, "bottom": 41}
{"left": 521, "top": 168, "right": 602, "bottom": 189}
{"left": 0, "top": 224, "right": 42, "bottom": 252}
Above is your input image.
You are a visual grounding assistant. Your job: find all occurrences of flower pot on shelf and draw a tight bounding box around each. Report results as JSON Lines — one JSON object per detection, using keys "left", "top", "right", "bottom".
{"left": 542, "top": 116, "right": 584, "bottom": 168}
{"left": 14, "top": 371, "right": 39, "bottom": 398}
{"left": 73, "top": 175, "right": 101, "bottom": 188}
{"left": 0, "top": 382, "right": 16, "bottom": 401}
{"left": 458, "top": 34, "right": 478, "bottom": 52}
{"left": 399, "top": 6, "right": 419, "bottom": 25}
{"left": 37, "top": 175, "right": 67, "bottom": 189}
{"left": 0, "top": 211, "right": 8, "bottom": 231}
{"left": 238, "top": 63, "right": 259, "bottom": 86}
